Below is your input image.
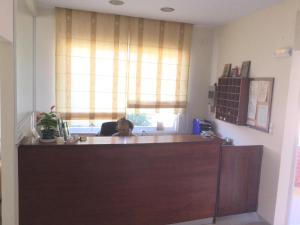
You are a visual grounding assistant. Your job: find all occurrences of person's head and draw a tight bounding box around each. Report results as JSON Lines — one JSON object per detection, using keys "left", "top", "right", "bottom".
{"left": 116, "top": 117, "right": 134, "bottom": 136}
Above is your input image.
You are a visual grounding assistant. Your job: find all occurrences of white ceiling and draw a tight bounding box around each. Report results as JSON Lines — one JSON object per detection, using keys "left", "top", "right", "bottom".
{"left": 37, "top": 0, "right": 283, "bottom": 26}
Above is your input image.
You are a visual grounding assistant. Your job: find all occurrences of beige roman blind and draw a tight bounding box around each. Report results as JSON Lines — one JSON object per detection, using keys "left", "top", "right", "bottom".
{"left": 56, "top": 8, "right": 193, "bottom": 120}
{"left": 127, "top": 18, "right": 192, "bottom": 112}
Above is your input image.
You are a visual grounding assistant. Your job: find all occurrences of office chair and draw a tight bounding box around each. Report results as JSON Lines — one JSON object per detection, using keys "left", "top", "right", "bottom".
{"left": 98, "top": 121, "right": 118, "bottom": 136}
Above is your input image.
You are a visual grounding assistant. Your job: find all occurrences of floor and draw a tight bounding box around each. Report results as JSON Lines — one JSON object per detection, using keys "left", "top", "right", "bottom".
{"left": 0, "top": 213, "right": 269, "bottom": 225}
{"left": 170, "top": 213, "right": 269, "bottom": 225}
{"left": 289, "top": 149, "right": 300, "bottom": 225}
{"left": 289, "top": 188, "right": 300, "bottom": 225}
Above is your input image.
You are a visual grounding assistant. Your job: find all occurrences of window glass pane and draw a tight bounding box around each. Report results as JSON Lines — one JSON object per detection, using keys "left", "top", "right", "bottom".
{"left": 126, "top": 109, "right": 178, "bottom": 129}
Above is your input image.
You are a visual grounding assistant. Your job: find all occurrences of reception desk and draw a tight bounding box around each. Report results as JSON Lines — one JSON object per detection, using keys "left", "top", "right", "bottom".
{"left": 19, "top": 135, "right": 222, "bottom": 225}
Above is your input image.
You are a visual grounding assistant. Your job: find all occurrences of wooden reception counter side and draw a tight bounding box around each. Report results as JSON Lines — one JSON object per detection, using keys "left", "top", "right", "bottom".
{"left": 18, "top": 135, "right": 263, "bottom": 225}
{"left": 19, "top": 135, "right": 222, "bottom": 225}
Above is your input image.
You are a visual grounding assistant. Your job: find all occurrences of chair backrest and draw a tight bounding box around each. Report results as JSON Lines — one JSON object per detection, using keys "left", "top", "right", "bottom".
{"left": 99, "top": 122, "right": 118, "bottom": 136}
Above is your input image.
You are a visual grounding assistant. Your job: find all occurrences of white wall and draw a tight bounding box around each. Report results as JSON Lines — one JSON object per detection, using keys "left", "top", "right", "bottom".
{"left": 16, "top": 0, "right": 34, "bottom": 122}
{"left": 274, "top": 12, "right": 300, "bottom": 225}
{"left": 0, "top": 0, "right": 13, "bottom": 42}
{"left": 0, "top": 0, "right": 36, "bottom": 224}
{"left": 0, "top": 1, "right": 15, "bottom": 225}
{"left": 273, "top": 50, "right": 300, "bottom": 225}
{"left": 15, "top": 0, "right": 35, "bottom": 143}
{"left": 210, "top": 0, "right": 300, "bottom": 223}
{"left": 0, "top": 1, "right": 16, "bottom": 225}
{"left": 35, "top": 8, "right": 56, "bottom": 112}
{"left": 0, "top": 41, "right": 18, "bottom": 225}
{"left": 35, "top": 9, "right": 213, "bottom": 133}
{"left": 179, "top": 26, "right": 214, "bottom": 133}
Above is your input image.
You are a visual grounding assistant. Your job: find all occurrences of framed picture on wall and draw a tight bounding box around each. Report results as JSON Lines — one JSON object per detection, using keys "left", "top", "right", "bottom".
{"left": 230, "top": 67, "right": 239, "bottom": 77}
{"left": 246, "top": 77, "right": 274, "bottom": 132}
{"left": 222, "top": 64, "right": 231, "bottom": 77}
{"left": 240, "top": 61, "right": 251, "bottom": 77}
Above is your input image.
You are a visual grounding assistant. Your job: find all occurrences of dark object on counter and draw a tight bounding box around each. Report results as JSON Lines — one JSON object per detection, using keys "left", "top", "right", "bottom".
{"left": 79, "top": 136, "right": 87, "bottom": 142}
{"left": 193, "top": 119, "right": 201, "bottom": 135}
{"left": 98, "top": 121, "right": 117, "bottom": 136}
{"left": 222, "top": 137, "right": 233, "bottom": 145}
{"left": 201, "top": 120, "right": 213, "bottom": 131}
{"left": 193, "top": 119, "right": 213, "bottom": 135}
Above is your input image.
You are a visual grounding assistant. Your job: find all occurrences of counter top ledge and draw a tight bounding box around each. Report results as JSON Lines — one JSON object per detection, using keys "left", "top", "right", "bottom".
{"left": 20, "top": 135, "right": 221, "bottom": 146}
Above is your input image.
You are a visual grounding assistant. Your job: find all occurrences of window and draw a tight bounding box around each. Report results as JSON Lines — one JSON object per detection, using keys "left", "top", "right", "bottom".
{"left": 56, "top": 8, "right": 192, "bottom": 132}
{"left": 127, "top": 111, "right": 179, "bottom": 134}
{"left": 68, "top": 112, "right": 179, "bottom": 135}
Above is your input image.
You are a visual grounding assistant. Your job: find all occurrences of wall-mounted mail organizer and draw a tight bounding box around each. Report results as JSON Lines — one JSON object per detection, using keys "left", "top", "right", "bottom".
{"left": 216, "top": 77, "right": 250, "bottom": 125}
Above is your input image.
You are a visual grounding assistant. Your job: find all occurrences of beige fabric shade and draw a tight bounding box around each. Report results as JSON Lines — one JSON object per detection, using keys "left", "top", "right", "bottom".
{"left": 56, "top": 8, "right": 193, "bottom": 120}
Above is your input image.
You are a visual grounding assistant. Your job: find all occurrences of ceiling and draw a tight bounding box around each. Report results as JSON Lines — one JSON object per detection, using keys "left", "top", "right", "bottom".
{"left": 37, "top": 0, "right": 283, "bottom": 26}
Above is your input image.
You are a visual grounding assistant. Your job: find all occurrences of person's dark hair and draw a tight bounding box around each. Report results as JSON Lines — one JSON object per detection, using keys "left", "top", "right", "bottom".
{"left": 117, "top": 117, "right": 134, "bottom": 130}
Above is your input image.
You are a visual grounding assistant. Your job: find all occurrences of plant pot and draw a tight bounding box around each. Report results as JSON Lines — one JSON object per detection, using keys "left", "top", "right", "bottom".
{"left": 39, "top": 138, "right": 56, "bottom": 143}
{"left": 41, "top": 129, "right": 56, "bottom": 140}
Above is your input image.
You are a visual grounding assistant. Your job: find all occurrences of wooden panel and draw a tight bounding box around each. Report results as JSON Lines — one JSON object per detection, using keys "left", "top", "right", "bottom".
{"left": 217, "top": 145, "right": 263, "bottom": 216}
{"left": 19, "top": 137, "right": 221, "bottom": 225}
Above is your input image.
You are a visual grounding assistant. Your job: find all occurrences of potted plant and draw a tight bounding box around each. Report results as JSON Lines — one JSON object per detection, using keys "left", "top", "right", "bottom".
{"left": 37, "top": 107, "right": 59, "bottom": 141}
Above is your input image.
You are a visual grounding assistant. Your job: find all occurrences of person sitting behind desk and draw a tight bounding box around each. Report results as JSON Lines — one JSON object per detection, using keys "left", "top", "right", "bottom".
{"left": 112, "top": 117, "right": 134, "bottom": 137}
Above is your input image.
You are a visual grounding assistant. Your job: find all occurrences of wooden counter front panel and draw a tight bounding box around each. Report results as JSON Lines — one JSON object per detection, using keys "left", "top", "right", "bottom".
{"left": 217, "top": 145, "right": 263, "bottom": 216}
{"left": 19, "top": 141, "right": 221, "bottom": 225}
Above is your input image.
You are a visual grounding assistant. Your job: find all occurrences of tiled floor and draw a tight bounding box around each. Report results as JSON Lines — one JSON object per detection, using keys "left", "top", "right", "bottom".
{"left": 289, "top": 187, "right": 300, "bottom": 225}
{"left": 0, "top": 212, "right": 268, "bottom": 225}
{"left": 213, "top": 213, "right": 269, "bottom": 225}
{"left": 170, "top": 213, "right": 269, "bottom": 225}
